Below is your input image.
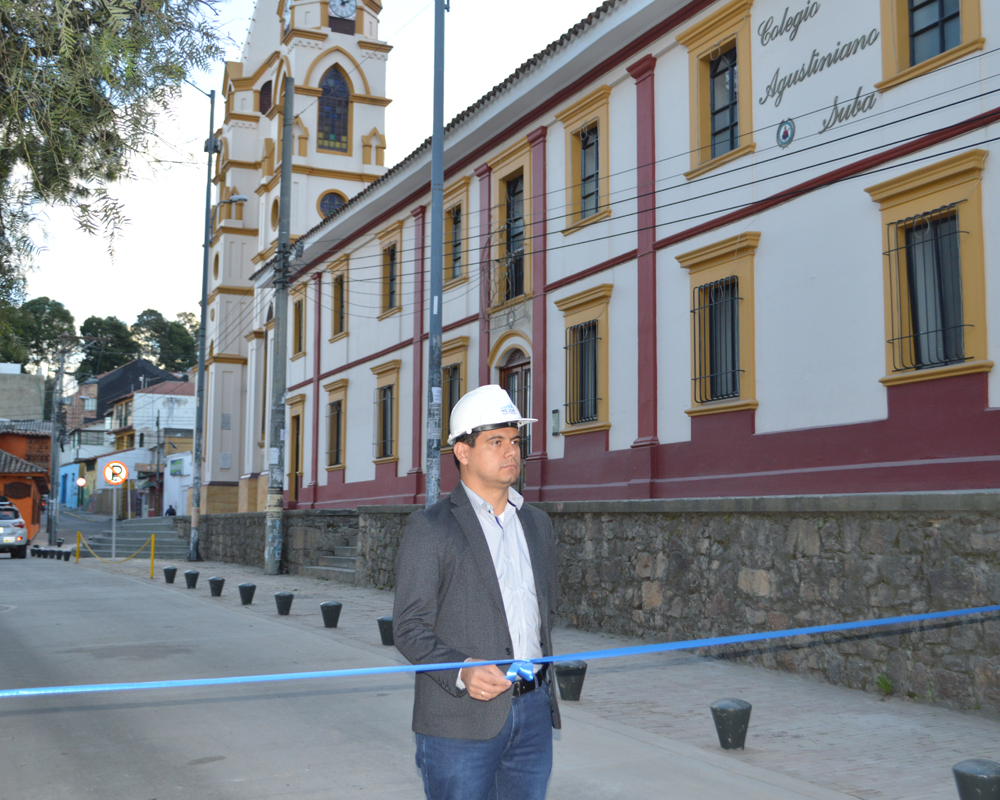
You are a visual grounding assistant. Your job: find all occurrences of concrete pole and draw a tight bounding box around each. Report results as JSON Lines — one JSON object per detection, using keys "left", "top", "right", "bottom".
{"left": 189, "top": 88, "right": 218, "bottom": 562}
{"left": 424, "top": 0, "right": 447, "bottom": 508}
{"left": 264, "top": 76, "right": 295, "bottom": 575}
{"left": 46, "top": 341, "right": 68, "bottom": 545}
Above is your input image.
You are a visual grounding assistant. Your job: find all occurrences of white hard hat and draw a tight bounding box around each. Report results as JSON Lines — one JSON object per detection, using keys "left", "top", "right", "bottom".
{"left": 447, "top": 385, "right": 537, "bottom": 445}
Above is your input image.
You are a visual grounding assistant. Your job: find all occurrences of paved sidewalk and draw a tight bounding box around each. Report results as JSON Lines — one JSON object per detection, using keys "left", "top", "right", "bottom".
{"left": 78, "top": 556, "right": 999, "bottom": 800}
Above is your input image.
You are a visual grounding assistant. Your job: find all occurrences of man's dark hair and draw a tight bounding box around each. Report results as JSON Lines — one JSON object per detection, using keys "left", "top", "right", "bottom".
{"left": 451, "top": 432, "right": 476, "bottom": 471}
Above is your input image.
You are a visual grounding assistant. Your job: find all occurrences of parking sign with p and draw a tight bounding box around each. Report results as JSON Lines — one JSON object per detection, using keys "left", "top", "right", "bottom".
{"left": 103, "top": 461, "right": 128, "bottom": 486}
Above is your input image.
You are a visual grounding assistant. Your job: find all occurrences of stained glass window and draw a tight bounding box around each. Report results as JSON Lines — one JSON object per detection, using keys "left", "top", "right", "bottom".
{"left": 318, "top": 67, "right": 350, "bottom": 153}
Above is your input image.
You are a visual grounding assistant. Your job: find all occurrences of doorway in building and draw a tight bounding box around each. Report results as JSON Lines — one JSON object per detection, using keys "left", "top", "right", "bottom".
{"left": 289, "top": 413, "right": 302, "bottom": 503}
{"left": 499, "top": 348, "right": 531, "bottom": 492}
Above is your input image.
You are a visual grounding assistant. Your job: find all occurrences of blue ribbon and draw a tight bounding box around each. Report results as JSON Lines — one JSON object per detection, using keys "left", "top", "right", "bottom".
{"left": 505, "top": 660, "right": 536, "bottom": 682}
{"left": 1, "top": 604, "right": 998, "bottom": 700}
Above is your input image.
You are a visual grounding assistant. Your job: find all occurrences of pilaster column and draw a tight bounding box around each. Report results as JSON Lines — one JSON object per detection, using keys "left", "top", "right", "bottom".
{"left": 409, "top": 205, "right": 426, "bottom": 478}
{"left": 474, "top": 162, "right": 493, "bottom": 386}
{"left": 309, "top": 270, "right": 322, "bottom": 506}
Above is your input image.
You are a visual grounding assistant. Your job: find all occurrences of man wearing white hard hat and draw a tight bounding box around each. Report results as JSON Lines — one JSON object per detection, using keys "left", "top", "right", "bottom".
{"left": 394, "top": 385, "right": 560, "bottom": 800}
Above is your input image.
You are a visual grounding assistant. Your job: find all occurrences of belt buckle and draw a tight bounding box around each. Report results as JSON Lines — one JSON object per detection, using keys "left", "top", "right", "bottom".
{"left": 512, "top": 675, "right": 535, "bottom": 698}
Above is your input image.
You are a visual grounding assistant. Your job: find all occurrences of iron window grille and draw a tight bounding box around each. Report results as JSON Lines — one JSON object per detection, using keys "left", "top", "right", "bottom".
{"left": 327, "top": 400, "right": 343, "bottom": 467}
{"left": 692, "top": 276, "right": 741, "bottom": 402}
{"left": 441, "top": 364, "right": 461, "bottom": 445}
{"left": 259, "top": 81, "right": 272, "bottom": 115}
{"left": 373, "top": 385, "right": 394, "bottom": 458}
{"left": 580, "top": 124, "right": 600, "bottom": 219}
{"left": 564, "top": 320, "right": 600, "bottom": 424}
{"left": 502, "top": 355, "right": 531, "bottom": 457}
{"left": 503, "top": 175, "right": 525, "bottom": 301}
{"left": 332, "top": 274, "right": 346, "bottom": 334}
{"left": 709, "top": 48, "right": 739, "bottom": 159}
{"left": 384, "top": 244, "right": 398, "bottom": 310}
{"left": 318, "top": 67, "right": 350, "bottom": 153}
{"left": 450, "top": 205, "right": 462, "bottom": 280}
{"left": 886, "top": 203, "right": 968, "bottom": 371}
{"left": 909, "top": 0, "right": 960, "bottom": 67}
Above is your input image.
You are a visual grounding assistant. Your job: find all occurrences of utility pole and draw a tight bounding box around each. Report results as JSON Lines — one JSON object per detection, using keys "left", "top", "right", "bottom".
{"left": 189, "top": 86, "right": 220, "bottom": 561}
{"left": 424, "top": 0, "right": 447, "bottom": 507}
{"left": 264, "top": 76, "right": 295, "bottom": 575}
{"left": 154, "top": 411, "right": 161, "bottom": 517}
{"left": 46, "top": 336, "right": 70, "bottom": 545}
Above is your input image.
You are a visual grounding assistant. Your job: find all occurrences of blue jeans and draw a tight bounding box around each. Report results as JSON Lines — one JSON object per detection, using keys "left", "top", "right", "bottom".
{"left": 415, "top": 684, "right": 553, "bottom": 800}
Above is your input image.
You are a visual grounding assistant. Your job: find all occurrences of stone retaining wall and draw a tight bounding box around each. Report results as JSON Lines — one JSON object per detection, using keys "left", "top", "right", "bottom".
{"left": 174, "top": 513, "right": 266, "bottom": 567}
{"left": 354, "top": 505, "right": 420, "bottom": 589}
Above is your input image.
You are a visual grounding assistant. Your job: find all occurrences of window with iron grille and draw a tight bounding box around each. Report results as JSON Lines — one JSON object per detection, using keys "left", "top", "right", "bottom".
{"left": 886, "top": 203, "right": 967, "bottom": 371}
{"left": 580, "top": 124, "right": 600, "bottom": 219}
{"left": 374, "top": 384, "right": 394, "bottom": 458}
{"left": 709, "top": 48, "right": 739, "bottom": 159}
{"left": 332, "top": 274, "right": 346, "bottom": 335}
{"left": 564, "top": 320, "right": 599, "bottom": 424}
{"left": 504, "top": 175, "right": 525, "bottom": 301}
{"left": 318, "top": 67, "right": 350, "bottom": 153}
{"left": 441, "top": 364, "right": 461, "bottom": 445}
{"left": 383, "top": 244, "right": 397, "bottom": 310}
{"left": 450, "top": 205, "right": 462, "bottom": 281}
{"left": 910, "top": 0, "right": 960, "bottom": 66}
{"left": 327, "top": 400, "right": 343, "bottom": 467}
{"left": 259, "top": 81, "right": 272, "bottom": 115}
{"left": 692, "top": 276, "right": 741, "bottom": 402}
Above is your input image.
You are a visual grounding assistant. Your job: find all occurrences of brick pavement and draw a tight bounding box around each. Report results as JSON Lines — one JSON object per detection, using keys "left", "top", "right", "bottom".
{"left": 80, "top": 556, "right": 999, "bottom": 800}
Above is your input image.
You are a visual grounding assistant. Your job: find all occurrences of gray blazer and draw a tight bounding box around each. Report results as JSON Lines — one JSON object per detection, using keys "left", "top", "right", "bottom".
{"left": 393, "top": 486, "right": 561, "bottom": 740}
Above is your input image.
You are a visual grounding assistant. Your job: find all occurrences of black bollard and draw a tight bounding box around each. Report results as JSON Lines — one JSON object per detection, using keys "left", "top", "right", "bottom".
{"left": 710, "top": 698, "right": 753, "bottom": 750}
{"left": 209, "top": 577, "right": 225, "bottom": 597}
{"left": 377, "top": 615, "right": 394, "bottom": 646}
{"left": 238, "top": 582, "right": 256, "bottom": 605}
{"left": 954, "top": 759, "right": 1000, "bottom": 800}
{"left": 30, "top": 547, "right": 37, "bottom": 557}
{"left": 163, "top": 566, "right": 177, "bottom": 584}
{"left": 62, "top": 550, "right": 71, "bottom": 561}
{"left": 554, "top": 661, "right": 588, "bottom": 701}
{"left": 275, "top": 591, "right": 294, "bottom": 616}
{"left": 184, "top": 569, "right": 199, "bottom": 589}
{"left": 320, "top": 601, "right": 343, "bottom": 628}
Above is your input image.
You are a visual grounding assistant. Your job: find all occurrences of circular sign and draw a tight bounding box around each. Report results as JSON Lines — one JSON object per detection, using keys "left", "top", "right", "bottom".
{"left": 75, "top": 477, "right": 86, "bottom": 487}
{"left": 776, "top": 119, "right": 795, "bottom": 148}
{"left": 103, "top": 461, "right": 128, "bottom": 485}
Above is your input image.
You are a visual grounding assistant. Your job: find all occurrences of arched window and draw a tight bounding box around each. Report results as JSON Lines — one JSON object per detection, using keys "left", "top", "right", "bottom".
{"left": 318, "top": 66, "right": 350, "bottom": 153}
{"left": 259, "top": 81, "right": 273, "bottom": 115}
{"left": 319, "top": 191, "right": 347, "bottom": 218}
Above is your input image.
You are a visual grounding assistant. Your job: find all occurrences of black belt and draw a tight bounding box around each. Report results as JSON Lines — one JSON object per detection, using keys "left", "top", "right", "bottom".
{"left": 511, "top": 664, "right": 548, "bottom": 698}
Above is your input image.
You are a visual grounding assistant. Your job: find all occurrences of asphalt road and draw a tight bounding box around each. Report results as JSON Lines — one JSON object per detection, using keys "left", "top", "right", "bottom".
{"left": 0, "top": 558, "right": 861, "bottom": 800}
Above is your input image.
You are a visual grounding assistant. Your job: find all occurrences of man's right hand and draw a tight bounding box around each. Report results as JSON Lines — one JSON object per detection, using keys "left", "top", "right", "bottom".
{"left": 460, "top": 663, "right": 512, "bottom": 701}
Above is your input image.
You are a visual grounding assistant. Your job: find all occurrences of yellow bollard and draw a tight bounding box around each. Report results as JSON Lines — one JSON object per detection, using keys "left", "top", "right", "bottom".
{"left": 76, "top": 531, "right": 81, "bottom": 563}
{"left": 150, "top": 534, "right": 155, "bottom": 579}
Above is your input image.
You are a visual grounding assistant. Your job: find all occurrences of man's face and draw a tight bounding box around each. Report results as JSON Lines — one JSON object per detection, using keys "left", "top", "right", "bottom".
{"left": 456, "top": 426, "right": 521, "bottom": 493}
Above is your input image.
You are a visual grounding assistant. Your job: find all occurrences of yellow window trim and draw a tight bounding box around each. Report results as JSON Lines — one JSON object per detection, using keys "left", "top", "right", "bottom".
{"left": 879, "top": 359, "right": 992, "bottom": 386}
{"left": 377, "top": 219, "right": 405, "bottom": 315}
{"left": 554, "top": 85, "right": 612, "bottom": 233}
{"left": 290, "top": 351, "right": 307, "bottom": 362}
{"left": 676, "top": 0, "right": 755, "bottom": 180}
{"left": 290, "top": 285, "right": 307, "bottom": 357}
{"left": 490, "top": 138, "right": 532, "bottom": 311}
{"left": 328, "top": 254, "right": 349, "bottom": 342}
{"left": 444, "top": 176, "right": 472, "bottom": 289}
{"left": 676, "top": 231, "right": 760, "bottom": 414}
{"left": 865, "top": 149, "right": 989, "bottom": 381}
{"left": 876, "top": 0, "right": 983, "bottom": 91}
{"left": 440, "top": 336, "right": 470, "bottom": 449}
{"left": 554, "top": 283, "right": 613, "bottom": 434}
{"left": 324, "top": 378, "right": 348, "bottom": 470}
{"left": 371, "top": 359, "right": 400, "bottom": 464}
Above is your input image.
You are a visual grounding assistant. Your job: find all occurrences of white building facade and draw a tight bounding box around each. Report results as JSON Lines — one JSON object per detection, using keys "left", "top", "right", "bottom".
{"left": 216, "top": 0, "right": 1000, "bottom": 509}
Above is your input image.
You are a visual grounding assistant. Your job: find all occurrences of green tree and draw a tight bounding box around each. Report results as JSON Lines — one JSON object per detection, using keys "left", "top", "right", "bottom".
{"left": 132, "top": 308, "right": 169, "bottom": 361}
{"left": 158, "top": 320, "right": 198, "bottom": 372}
{"left": 16, "top": 296, "right": 75, "bottom": 372}
{"left": 0, "top": 0, "right": 223, "bottom": 305}
{"left": 176, "top": 311, "right": 199, "bottom": 340}
{"left": 76, "top": 316, "right": 140, "bottom": 379}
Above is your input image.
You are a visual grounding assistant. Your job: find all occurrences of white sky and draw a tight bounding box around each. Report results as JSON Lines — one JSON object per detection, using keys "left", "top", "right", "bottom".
{"left": 26, "top": 0, "right": 604, "bottom": 330}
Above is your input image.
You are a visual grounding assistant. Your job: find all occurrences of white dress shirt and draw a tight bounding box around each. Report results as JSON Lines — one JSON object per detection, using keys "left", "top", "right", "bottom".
{"left": 457, "top": 482, "right": 543, "bottom": 687}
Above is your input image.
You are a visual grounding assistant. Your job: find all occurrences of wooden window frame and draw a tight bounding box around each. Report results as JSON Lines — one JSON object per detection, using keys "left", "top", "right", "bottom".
{"left": 443, "top": 176, "right": 472, "bottom": 290}
{"left": 865, "top": 149, "right": 991, "bottom": 386}
{"left": 323, "top": 378, "right": 348, "bottom": 470}
{"left": 555, "top": 85, "right": 612, "bottom": 234}
{"left": 285, "top": 393, "right": 306, "bottom": 501}
{"left": 676, "top": 0, "right": 755, "bottom": 180}
{"left": 554, "top": 284, "right": 612, "bottom": 436}
{"left": 439, "top": 336, "right": 470, "bottom": 451}
{"left": 876, "top": 0, "right": 983, "bottom": 91}
{"left": 328, "top": 254, "right": 349, "bottom": 342}
{"left": 377, "top": 220, "right": 404, "bottom": 319}
{"left": 371, "top": 359, "right": 400, "bottom": 464}
{"left": 489, "top": 139, "right": 532, "bottom": 312}
{"left": 676, "top": 232, "right": 760, "bottom": 415}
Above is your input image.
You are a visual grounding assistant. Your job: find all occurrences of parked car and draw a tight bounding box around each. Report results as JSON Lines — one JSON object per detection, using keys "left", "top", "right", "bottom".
{"left": 0, "top": 506, "right": 28, "bottom": 559}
